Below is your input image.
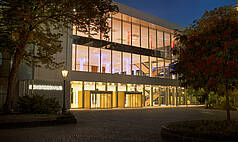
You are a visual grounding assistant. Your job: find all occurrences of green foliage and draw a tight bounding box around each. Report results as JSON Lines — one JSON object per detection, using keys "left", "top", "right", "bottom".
{"left": 18, "top": 94, "right": 61, "bottom": 114}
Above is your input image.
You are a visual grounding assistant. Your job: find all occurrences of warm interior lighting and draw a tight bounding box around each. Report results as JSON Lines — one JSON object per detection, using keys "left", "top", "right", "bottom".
{"left": 62, "top": 69, "right": 69, "bottom": 78}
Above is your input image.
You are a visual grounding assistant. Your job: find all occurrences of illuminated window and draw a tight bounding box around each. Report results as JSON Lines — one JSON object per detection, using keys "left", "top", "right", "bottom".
{"left": 112, "top": 50, "right": 121, "bottom": 74}
{"left": 141, "top": 26, "right": 148, "bottom": 49}
{"left": 157, "top": 31, "right": 164, "bottom": 50}
{"left": 132, "top": 23, "right": 140, "bottom": 47}
{"left": 101, "top": 48, "right": 111, "bottom": 73}
{"left": 76, "top": 45, "right": 88, "bottom": 71}
{"left": 102, "top": 18, "right": 112, "bottom": 42}
{"left": 141, "top": 55, "right": 149, "bottom": 76}
{"left": 149, "top": 28, "right": 156, "bottom": 50}
{"left": 132, "top": 54, "right": 140, "bottom": 76}
{"left": 123, "top": 52, "right": 131, "bottom": 75}
{"left": 150, "top": 57, "right": 157, "bottom": 77}
{"left": 122, "top": 21, "right": 131, "bottom": 45}
{"left": 28, "top": 85, "right": 62, "bottom": 90}
{"left": 96, "top": 82, "right": 106, "bottom": 91}
{"left": 89, "top": 47, "right": 100, "bottom": 73}
{"left": 72, "top": 44, "right": 76, "bottom": 70}
{"left": 84, "top": 82, "right": 95, "bottom": 90}
{"left": 112, "top": 18, "right": 121, "bottom": 44}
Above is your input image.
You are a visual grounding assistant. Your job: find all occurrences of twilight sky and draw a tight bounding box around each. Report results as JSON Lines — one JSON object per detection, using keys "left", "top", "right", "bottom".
{"left": 114, "top": 0, "right": 236, "bottom": 27}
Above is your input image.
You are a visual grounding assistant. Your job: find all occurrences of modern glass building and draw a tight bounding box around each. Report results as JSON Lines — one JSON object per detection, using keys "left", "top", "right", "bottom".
{"left": 17, "top": 2, "right": 198, "bottom": 109}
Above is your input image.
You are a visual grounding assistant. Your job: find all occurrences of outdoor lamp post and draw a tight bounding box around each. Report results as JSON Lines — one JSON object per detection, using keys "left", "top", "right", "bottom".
{"left": 61, "top": 69, "right": 68, "bottom": 113}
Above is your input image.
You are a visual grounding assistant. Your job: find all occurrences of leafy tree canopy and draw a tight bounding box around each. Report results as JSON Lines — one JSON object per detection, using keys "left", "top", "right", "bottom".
{"left": 173, "top": 6, "right": 238, "bottom": 93}
{"left": 0, "top": 0, "right": 118, "bottom": 112}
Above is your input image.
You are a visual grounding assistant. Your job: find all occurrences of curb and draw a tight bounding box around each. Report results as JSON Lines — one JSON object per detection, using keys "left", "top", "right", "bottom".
{"left": 0, "top": 115, "right": 77, "bottom": 129}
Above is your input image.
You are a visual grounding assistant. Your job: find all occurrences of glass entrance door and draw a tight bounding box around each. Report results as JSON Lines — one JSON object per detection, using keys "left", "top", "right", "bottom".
{"left": 90, "top": 91, "right": 112, "bottom": 109}
{"left": 125, "top": 92, "right": 142, "bottom": 108}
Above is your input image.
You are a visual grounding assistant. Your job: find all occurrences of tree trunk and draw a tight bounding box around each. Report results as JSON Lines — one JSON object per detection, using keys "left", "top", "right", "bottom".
{"left": 226, "top": 94, "right": 231, "bottom": 121}
{"left": 3, "top": 49, "right": 22, "bottom": 113}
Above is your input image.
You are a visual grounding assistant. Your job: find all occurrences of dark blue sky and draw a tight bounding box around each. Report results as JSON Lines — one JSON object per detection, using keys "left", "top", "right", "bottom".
{"left": 115, "top": 0, "right": 236, "bottom": 27}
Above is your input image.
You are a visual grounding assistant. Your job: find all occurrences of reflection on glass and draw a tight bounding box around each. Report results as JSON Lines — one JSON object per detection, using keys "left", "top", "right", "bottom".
{"left": 76, "top": 45, "right": 88, "bottom": 71}
{"left": 149, "top": 28, "right": 156, "bottom": 50}
{"left": 123, "top": 52, "right": 131, "bottom": 75}
{"left": 112, "top": 18, "right": 121, "bottom": 44}
{"left": 123, "top": 21, "right": 131, "bottom": 45}
{"left": 141, "top": 55, "right": 149, "bottom": 76}
{"left": 89, "top": 47, "right": 100, "bottom": 73}
{"left": 132, "top": 54, "right": 140, "bottom": 76}
{"left": 102, "top": 19, "right": 111, "bottom": 42}
{"left": 101, "top": 48, "right": 111, "bottom": 73}
{"left": 141, "top": 26, "right": 148, "bottom": 49}
{"left": 112, "top": 50, "right": 121, "bottom": 74}
{"left": 132, "top": 23, "right": 140, "bottom": 47}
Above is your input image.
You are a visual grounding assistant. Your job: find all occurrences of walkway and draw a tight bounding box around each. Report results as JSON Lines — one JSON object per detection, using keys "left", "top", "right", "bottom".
{"left": 0, "top": 107, "right": 238, "bottom": 142}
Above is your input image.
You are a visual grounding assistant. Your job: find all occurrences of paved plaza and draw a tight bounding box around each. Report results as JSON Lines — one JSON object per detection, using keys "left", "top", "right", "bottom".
{"left": 1, "top": 107, "right": 238, "bottom": 142}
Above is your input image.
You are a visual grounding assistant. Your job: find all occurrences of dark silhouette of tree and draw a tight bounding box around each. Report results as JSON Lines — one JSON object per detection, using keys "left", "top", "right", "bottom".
{"left": 0, "top": 0, "right": 118, "bottom": 112}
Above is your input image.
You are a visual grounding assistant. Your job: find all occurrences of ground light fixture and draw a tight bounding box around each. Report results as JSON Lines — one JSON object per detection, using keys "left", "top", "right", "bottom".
{"left": 61, "top": 69, "right": 69, "bottom": 113}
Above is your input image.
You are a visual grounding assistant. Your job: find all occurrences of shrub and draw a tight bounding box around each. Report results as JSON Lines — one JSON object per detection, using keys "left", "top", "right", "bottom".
{"left": 18, "top": 94, "right": 61, "bottom": 114}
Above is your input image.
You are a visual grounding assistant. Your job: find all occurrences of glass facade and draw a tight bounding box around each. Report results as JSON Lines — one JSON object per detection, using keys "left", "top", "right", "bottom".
{"left": 71, "top": 81, "right": 191, "bottom": 109}
{"left": 69, "top": 12, "right": 190, "bottom": 109}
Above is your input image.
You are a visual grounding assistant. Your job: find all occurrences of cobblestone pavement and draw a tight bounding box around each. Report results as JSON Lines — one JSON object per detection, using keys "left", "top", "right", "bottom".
{"left": 1, "top": 107, "right": 238, "bottom": 142}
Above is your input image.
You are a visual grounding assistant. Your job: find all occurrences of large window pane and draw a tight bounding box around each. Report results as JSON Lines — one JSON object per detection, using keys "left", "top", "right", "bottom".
{"left": 122, "top": 21, "right": 131, "bottom": 45}
{"left": 141, "top": 26, "right": 148, "bottom": 49}
{"left": 112, "top": 50, "right": 121, "bottom": 74}
{"left": 123, "top": 52, "right": 131, "bottom": 75}
{"left": 150, "top": 57, "right": 157, "bottom": 77}
{"left": 132, "top": 54, "right": 140, "bottom": 76}
{"left": 72, "top": 44, "right": 76, "bottom": 70}
{"left": 112, "top": 18, "right": 121, "bottom": 44}
{"left": 158, "top": 58, "right": 164, "bottom": 77}
{"left": 157, "top": 31, "right": 163, "bottom": 50}
{"left": 141, "top": 55, "right": 149, "bottom": 76}
{"left": 89, "top": 47, "right": 100, "bottom": 73}
{"left": 149, "top": 28, "right": 156, "bottom": 50}
{"left": 132, "top": 23, "right": 140, "bottom": 47}
{"left": 164, "top": 33, "right": 170, "bottom": 47}
{"left": 101, "top": 48, "right": 111, "bottom": 73}
{"left": 76, "top": 45, "right": 88, "bottom": 71}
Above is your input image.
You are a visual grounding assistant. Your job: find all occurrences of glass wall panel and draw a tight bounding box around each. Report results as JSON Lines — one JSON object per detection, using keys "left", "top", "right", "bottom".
{"left": 157, "top": 31, "right": 163, "bottom": 50}
{"left": 107, "top": 83, "right": 116, "bottom": 91}
{"left": 145, "top": 85, "right": 151, "bottom": 106}
{"left": 141, "top": 26, "right": 148, "bottom": 49}
{"left": 149, "top": 28, "right": 156, "bottom": 50}
{"left": 96, "top": 82, "right": 106, "bottom": 91}
{"left": 101, "top": 48, "right": 111, "bottom": 73}
{"left": 157, "top": 58, "right": 164, "bottom": 77}
{"left": 73, "top": 25, "right": 77, "bottom": 35}
{"left": 84, "top": 82, "right": 95, "bottom": 90}
{"left": 122, "top": 14, "right": 131, "bottom": 22}
{"left": 112, "top": 50, "right": 121, "bottom": 74}
{"left": 77, "top": 26, "right": 88, "bottom": 37}
{"left": 164, "top": 59, "right": 171, "bottom": 78}
{"left": 76, "top": 45, "right": 88, "bottom": 71}
{"left": 72, "top": 44, "right": 76, "bottom": 70}
{"left": 150, "top": 57, "right": 157, "bottom": 77}
{"left": 71, "top": 81, "right": 83, "bottom": 108}
{"left": 141, "top": 55, "right": 149, "bottom": 76}
{"left": 132, "top": 23, "right": 140, "bottom": 47}
{"left": 132, "top": 54, "right": 140, "bottom": 76}
{"left": 118, "top": 83, "right": 126, "bottom": 91}
{"left": 89, "top": 47, "right": 100, "bottom": 73}
{"left": 122, "top": 21, "right": 131, "bottom": 45}
{"left": 164, "top": 33, "right": 170, "bottom": 47}
{"left": 123, "top": 52, "right": 131, "bottom": 75}
{"left": 127, "top": 84, "right": 136, "bottom": 91}
{"left": 136, "top": 85, "right": 143, "bottom": 92}
{"left": 90, "top": 26, "right": 100, "bottom": 40}
{"left": 153, "top": 86, "right": 160, "bottom": 106}
{"left": 102, "top": 18, "right": 112, "bottom": 42}
{"left": 112, "top": 18, "right": 121, "bottom": 44}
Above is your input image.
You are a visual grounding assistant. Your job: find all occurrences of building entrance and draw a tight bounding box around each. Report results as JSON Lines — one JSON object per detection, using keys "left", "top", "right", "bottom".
{"left": 90, "top": 91, "right": 112, "bottom": 109}
{"left": 125, "top": 92, "right": 142, "bottom": 108}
